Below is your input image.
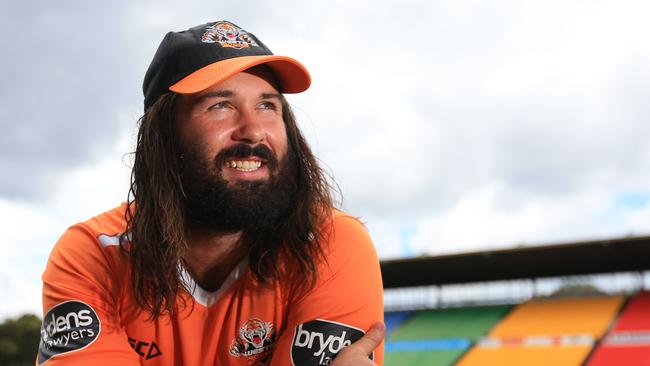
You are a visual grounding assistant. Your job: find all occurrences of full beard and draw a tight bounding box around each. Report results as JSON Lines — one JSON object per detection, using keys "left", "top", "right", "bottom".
{"left": 179, "top": 143, "right": 297, "bottom": 233}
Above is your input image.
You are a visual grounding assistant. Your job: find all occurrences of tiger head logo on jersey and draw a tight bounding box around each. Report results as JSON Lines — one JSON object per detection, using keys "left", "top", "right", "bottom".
{"left": 201, "top": 21, "right": 259, "bottom": 49}
{"left": 230, "top": 318, "right": 276, "bottom": 361}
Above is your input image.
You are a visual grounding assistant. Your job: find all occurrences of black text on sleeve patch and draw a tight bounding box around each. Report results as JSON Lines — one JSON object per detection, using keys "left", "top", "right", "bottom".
{"left": 291, "top": 319, "right": 373, "bottom": 366}
{"left": 37, "top": 300, "right": 101, "bottom": 365}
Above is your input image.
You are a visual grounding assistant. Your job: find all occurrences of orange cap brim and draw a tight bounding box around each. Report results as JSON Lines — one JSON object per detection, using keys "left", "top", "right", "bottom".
{"left": 169, "top": 55, "right": 311, "bottom": 95}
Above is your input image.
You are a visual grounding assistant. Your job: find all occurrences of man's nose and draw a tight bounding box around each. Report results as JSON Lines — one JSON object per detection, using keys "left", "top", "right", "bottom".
{"left": 231, "top": 110, "right": 265, "bottom": 144}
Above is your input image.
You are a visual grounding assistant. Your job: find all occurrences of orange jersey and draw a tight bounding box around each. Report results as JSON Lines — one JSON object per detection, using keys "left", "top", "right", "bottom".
{"left": 37, "top": 204, "right": 384, "bottom": 366}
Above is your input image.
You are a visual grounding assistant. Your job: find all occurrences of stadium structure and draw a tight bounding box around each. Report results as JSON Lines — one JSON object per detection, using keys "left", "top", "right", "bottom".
{"left": 380, "top": 235, "right": 650, "bottom": 365}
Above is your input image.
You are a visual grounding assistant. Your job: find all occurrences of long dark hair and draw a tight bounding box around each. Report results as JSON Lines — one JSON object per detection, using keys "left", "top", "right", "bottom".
{"left": 122, "top": 92, "right": 335, "bottom": 318}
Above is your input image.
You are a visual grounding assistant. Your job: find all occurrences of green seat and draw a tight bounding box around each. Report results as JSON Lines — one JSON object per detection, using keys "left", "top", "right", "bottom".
{"left": 389, "top": 305, "right": 512, "bottom": 341}
{"left": 385, "top": 349, "right": 466, "bottom": 366}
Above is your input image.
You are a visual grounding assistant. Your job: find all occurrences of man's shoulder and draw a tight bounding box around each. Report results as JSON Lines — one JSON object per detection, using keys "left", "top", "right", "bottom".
{"left": 325, "top": 209, "right": 368, "bottom": 235}
{"left": 286, "top": 208, "right": 381, "bottom": 308}
{"left": 53, "top": 203, "right": 129, "bottom": 257}
{"left": 321, "top": 209, "right": 374, "bottom": 257}
{"left": 44, "top": 203, "right": 131, "bottom": 291}
{"left": 80, "top": 202, "right": 129, "bottom": 235}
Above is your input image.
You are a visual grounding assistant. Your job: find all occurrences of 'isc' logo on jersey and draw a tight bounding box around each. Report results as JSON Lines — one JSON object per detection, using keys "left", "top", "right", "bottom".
{"left": 291, "top": 319, "right": 372, "bottom": 366}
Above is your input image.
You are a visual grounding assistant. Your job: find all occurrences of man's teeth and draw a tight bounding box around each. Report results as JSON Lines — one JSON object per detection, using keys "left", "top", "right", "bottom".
{"left": 226, "top": 160, "right": 262, "bottom": 171}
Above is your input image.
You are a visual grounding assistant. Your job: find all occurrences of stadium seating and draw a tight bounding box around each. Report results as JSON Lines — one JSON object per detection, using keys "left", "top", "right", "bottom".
{"left": 454, "top": 295, "right": 625, "bottom": 366}
{"left": 383, "top": 294, "right": 650, "bottom": 365}
{"left": 385, "top": 311, "right": 412, "bottom": 336}
{"left": 586, "top": 292, "right": 650, "bottom": 366}
{"left": 488, "top": 295, "right": 623, "bottom": 338}
{"left": 385, "top": 349, "right": 467, "bottom": 366}
{"left": 384, "top": 305, "right": 511, "bottom": 366}
{"left": 457, "top": 346, "right": 592, "bottom": 366}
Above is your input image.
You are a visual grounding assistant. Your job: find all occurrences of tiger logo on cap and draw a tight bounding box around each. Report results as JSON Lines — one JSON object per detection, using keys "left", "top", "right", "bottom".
{"left": 202, "top": 21, "right": 259, "bottom": 49}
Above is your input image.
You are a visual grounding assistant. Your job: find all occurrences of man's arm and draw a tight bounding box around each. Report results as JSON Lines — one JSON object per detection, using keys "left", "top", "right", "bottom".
{"left": 268, "top": 214, "right": 385, "bottom": 366}
{"left": 37, "top": 225, "right": 139, "bottom": 365}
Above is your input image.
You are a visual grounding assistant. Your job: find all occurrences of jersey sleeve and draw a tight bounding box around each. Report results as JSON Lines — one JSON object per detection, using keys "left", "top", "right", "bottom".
{"left": 37, "top": 224, "right": 139, "bottom": 366}
{"left": 269, "top": 214, "right": 384, "bottom": 366}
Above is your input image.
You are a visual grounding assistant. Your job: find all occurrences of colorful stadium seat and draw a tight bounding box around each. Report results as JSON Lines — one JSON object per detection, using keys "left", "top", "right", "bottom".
{"left": 384, "top": 311, "right": 413, "bottom": 336}
{"left": 384, "top": 306, "right": 511, "bottom": 366}
{"left": 456, "top": 295, "right": 625, "bottom": 366}
{"left": 587, "top": 292, "right": 650, "bottom": 366}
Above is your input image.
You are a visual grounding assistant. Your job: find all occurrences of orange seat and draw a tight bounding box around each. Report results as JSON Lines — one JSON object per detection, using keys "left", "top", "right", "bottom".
{"left": 489, "top": 296, "right": 624, "bottom": 338}
{"left": 457, "top": 345, "right": 592, "bottom": 366}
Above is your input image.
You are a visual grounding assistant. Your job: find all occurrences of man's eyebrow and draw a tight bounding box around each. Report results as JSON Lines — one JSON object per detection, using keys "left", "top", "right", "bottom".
{"left": 195, "top": 90, "right": 233, "bottom": 104}
{"left": 194, "top": 91, "right": 281, "bottom": 103}
{"left": 260, "top": 92, "right": 282, "bottom": 100}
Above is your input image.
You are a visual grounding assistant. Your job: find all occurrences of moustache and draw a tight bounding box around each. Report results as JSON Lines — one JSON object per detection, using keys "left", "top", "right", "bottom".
{"left": 214, "top": 143, "right": 279, "bottom": 171}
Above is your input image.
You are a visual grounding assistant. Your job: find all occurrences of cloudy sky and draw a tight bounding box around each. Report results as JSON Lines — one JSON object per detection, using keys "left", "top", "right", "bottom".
{"left": 1, "top": 0, "right": 649, "bottom": 319}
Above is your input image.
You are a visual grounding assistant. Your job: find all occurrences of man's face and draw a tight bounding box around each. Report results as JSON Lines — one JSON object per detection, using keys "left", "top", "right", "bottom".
{"left": 176, "top": 67, "right": 289, "bottom": 186}
{"left": 175, "top": 67, "right": 296, "bottom": 231}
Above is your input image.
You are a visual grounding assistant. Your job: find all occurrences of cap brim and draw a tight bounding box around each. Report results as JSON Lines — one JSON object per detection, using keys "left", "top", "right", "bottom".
{"left": 169, "top": 55, "right": 311, "bottom": 95}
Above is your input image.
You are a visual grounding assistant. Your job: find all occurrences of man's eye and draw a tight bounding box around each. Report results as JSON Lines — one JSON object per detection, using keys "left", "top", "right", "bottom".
{"left": 259, "top": 101, "right": 278, "bottom": 111}
{"left": 208, "top": 101, "right": 229, "bottom": 110}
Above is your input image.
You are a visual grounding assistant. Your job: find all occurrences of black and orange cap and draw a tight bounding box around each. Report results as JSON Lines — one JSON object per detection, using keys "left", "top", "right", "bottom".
{"left": 143, "top": 20, "right": 311, "bottom": 110}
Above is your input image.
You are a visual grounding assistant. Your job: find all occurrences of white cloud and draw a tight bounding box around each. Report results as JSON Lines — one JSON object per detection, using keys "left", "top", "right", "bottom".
{"left": 0, "top": 199, "right": 59, "bottom": 318}
{"left": 0, "top": 132, "right": 132, "bottom": 320}
{"left": 407, "top": 184, "right": 606, "bottom": 255}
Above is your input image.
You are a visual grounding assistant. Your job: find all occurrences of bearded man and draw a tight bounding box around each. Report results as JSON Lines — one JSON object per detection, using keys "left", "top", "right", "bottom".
{"left": 37, "top": 20, "right": 384, "bottom": 366}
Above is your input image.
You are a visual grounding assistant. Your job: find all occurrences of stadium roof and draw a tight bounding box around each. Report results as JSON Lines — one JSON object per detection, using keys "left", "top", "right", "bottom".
{"left": 381, "top": 236, "right": 650, "bottom": 289}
